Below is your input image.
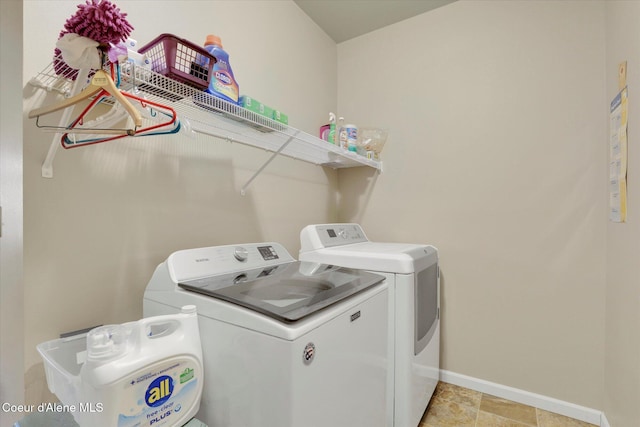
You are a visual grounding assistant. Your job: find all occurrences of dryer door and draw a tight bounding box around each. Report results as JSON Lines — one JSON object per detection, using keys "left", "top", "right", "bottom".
{"left": 415, "top": 261, "right": 439, "bottom": 355}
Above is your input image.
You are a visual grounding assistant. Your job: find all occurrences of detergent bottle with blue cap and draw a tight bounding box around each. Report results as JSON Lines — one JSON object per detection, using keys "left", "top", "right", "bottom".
{"left": 203, "top": 34, "right": 240, "bottom": 105}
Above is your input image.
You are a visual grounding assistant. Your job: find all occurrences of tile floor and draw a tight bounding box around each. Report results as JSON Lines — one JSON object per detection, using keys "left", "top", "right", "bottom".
{"left": 420, "top": 382, "right": 598, "bottom": 427}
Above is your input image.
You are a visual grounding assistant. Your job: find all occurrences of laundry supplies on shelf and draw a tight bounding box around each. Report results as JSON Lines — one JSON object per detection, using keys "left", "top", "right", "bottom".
{"left": 138, "top": 33, "right": 216, "bottom": 93}
{"left": 202, "top": 34, "right": 240, "bottom": 104}
{"left": 239, "top": 95, "right": 273, "bottom": 118}
{"left": 328, "top": 112, "right": 336, "bottom": 144}
{"left": 239, "top": 95, "right": 289, "bottom": 125}
{"left": 273, "top": 109, "right": 288, "bottom": 125}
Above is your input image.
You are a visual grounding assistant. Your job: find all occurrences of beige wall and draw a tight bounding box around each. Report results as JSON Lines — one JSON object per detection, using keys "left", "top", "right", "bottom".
{"left": 604, "top": 2, "right": 640, "bottom": 426}
{"left": 21, "top": 0, "right": 338, "bottom": 397}
{"left": 337, "top": 0, "right": 607, "bottom": 409}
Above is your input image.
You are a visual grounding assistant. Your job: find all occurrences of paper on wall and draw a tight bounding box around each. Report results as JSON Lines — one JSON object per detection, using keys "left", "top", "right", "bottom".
{"left": 609, "top": 85, "right": 628, "bottom": 223}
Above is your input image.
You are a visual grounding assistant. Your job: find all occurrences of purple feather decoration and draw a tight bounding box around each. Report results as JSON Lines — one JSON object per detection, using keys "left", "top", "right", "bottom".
{"left": 54, "top": 0, "right": 134, "bottom": 79}
{"left": 63, "top": 0, "right": 134, "bottom": 44}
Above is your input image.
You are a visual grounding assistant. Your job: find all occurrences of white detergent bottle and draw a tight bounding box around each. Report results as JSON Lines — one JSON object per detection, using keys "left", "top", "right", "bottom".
{"left": 77, "top": 305, "right": 204, "bottom": 427}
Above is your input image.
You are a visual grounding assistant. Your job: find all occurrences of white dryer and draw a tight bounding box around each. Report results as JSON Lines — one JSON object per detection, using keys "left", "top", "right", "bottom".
{"left": 144, "top": 242, "right": 390, "bottom": 427}
{"left": 300, "top": 224, "right": 439, "bottom": 427}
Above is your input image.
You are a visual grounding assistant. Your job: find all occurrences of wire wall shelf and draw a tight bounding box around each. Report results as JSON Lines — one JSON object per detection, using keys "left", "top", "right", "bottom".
{"left": 29, "top": 59, "right": 382, "bottom": 188}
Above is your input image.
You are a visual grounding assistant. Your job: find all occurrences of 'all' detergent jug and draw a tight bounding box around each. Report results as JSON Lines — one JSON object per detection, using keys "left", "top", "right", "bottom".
{"left": 203, "top": 34, "right": 240, "bottom": 104}
{"left": 37, "top": 305, "right": 204, "bottom": 427}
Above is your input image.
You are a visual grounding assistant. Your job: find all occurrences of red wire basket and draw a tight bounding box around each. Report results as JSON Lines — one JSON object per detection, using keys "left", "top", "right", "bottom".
{"left": 138, "top": 33, "right": 216, "bottom": 91}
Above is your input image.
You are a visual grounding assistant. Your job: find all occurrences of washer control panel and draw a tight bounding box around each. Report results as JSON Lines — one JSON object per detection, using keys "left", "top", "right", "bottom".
{"left": 168, "top": 242, "right": 292, "bottom": 282}
{"left": 233, "top": 246, "right": 249, "bottom": 262}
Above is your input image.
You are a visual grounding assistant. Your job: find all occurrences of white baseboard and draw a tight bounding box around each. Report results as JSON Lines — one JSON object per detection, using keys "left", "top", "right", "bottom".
{"left": 440, "top": 370, "right": 606, "bottom": 426}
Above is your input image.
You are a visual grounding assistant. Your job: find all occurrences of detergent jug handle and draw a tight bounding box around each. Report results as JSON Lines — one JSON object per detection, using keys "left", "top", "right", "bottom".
{"left": 138, "top": 305, "right": 197, "bottom": 342}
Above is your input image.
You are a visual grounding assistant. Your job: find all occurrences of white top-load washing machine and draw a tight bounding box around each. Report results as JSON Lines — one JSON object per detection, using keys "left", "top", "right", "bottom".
{"left": 143, "top": 242, "right": 390, "bottom": 427}
{"left": 299, "top": 224, "right": 439, "bottom": 427}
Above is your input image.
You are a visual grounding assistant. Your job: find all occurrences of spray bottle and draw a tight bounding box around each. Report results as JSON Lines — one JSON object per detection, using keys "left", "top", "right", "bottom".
{"left": 328, "top": 112, "right": 336, "bottom": 144}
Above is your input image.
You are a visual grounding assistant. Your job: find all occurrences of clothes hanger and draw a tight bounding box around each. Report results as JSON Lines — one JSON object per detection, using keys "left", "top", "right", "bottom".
{"left": 75, "top": 95, "right": 131, "bottom": 132}
{"left": 63, "top": 121, "right": 182, "bottom": 147}
{"left": 50, "top": 63, "right": 155, "bottom": 138}
{"left": 61, "top": 89, "right": 178, "bottom": 148}
{"left": 62, "top": 107, "right": 181, "bottom": 147}
{"left": 28, "top": 51, "right": 143, "bottom": 131}
{"left": 29, "top": 68, "right": 143, "bottom": 129}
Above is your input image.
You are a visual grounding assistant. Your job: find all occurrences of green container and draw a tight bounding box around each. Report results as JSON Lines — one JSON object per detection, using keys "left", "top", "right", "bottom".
{"left": 239, "top": 96, "right": 273, "bottom": 119}
{"left": 272, "top": 110, "right": 288, "bottom": 125}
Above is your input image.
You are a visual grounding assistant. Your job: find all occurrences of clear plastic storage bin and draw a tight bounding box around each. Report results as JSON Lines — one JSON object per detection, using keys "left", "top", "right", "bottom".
{"left": 36, "top": 333, "right": 87, "bottom": 408}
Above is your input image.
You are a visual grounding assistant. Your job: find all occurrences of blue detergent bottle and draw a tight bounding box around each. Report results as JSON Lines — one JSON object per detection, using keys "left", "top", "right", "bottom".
{"left": 203, "top": 34, "right": 240, "bottom": 105}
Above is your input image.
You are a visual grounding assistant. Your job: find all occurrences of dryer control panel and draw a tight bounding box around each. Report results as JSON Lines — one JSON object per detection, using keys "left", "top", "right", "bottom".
{"left": 300, "top": 223, "right": 368, "bottom": 251}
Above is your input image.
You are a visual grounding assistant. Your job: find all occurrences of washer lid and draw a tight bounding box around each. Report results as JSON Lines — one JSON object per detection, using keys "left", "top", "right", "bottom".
{"left": 178, "top": 261, "right": 384, "bottom": 323}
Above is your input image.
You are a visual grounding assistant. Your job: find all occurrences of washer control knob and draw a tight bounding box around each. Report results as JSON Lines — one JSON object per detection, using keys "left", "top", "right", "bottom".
{"left": 233, "top": 247, "right": 248, "bottom": 262}
{"left": 338, "top": 229, "right": 348, "bottom": 239}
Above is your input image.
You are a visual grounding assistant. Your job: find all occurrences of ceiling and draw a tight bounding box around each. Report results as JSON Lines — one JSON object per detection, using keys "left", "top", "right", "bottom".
{"left": 294, "top": 0, "right": 457, "bottom": 43}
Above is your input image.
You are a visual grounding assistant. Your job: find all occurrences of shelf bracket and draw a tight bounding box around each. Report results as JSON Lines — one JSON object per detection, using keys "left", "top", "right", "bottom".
{"left": 240, "top": 130, "right": 300, "bottom": 196}
{"left": 40, "top": 68, "right": 92, "bottom": 178}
